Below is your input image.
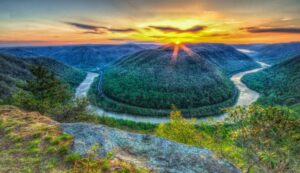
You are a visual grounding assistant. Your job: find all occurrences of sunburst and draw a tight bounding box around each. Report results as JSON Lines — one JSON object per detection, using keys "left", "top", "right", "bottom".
{"left": 169, "top": 41, "right": 194, "bottom": 63}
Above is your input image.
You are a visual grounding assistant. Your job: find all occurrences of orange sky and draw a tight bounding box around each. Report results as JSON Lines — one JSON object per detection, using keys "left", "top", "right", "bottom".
{"left": 0, "top": 0, "right": 300, "bottom": 46}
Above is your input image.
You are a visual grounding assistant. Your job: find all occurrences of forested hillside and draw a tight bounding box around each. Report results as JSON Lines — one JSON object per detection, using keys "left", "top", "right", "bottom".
{"left": 91, "top": 47, "right": 238, "bottom": 117}
{"left": 242, "top": 55, "right": 300, "bottom": 109}
{"left": 0, "top": 54, "right": 86, "bottom": 100}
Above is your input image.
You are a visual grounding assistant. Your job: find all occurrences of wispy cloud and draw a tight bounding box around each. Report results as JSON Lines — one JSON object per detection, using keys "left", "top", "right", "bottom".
{"left": 202, "top": 33, "right": 230, "bottom": 37}
{"left": 65, "top": 22, "right": 103, "bottom": 31}
{"left": 109, "top": 28, "right": 137, "bottom": 33}
{"left": 149, "top": 25, "right": 207, "bottom": 33}
{"left": 83, "top": 31, "right": 106, "bottom": 34}
{"left": 65, "top": 21, "right": 137, "bottom": 33}
{"left": 243, "top": 27, "right": 300, "bottom": 33}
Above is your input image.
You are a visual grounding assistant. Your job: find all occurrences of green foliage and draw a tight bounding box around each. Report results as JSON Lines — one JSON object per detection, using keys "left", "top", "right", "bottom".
{"left": 155, "top": 108, "right": 244, "bottom": 166}
{"left": 290, "top": 103, "right": 300, "bottom": 115}
{"left": 242, "top": 55, "right": 300, "bottom": 107}
{"left": 65, "top": 153, "right": 81, "bottom": 163}
{"left": 156, "top": 105, "right": 300, "bottom": 172}
{"left": 12, "top": 66, "right": 72, "bottom": 114}
{"left": 228, "top": 105, "right": 300, "bottom": 172}
{"left": 59, "top": 97, "right": 90, "bottom": 120}
{"left": 104, "top": 67, "right": 234, "bottom": 109}
{"left": 63, "top": 110, "right": 157, "bottom": 133}
{"left": 58, "top": 144, "right": 69, "bottom": 155}
{"left": 28, "top": 65, "right": 71, "bottom": 103}
{"left": 155, "top": 107, "right": 200, "bottom": 144}
{"left": 89, "top": 77, "right": 238, "bottom": 118}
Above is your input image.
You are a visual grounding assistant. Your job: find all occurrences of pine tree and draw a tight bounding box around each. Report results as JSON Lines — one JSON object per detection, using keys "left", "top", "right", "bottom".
{"left": 13, "top": 65, "right": 71, "bottom": 113}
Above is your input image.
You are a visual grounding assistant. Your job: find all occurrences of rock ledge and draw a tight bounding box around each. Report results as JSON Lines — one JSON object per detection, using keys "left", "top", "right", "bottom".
{"left": 61, "top": 123, "right": 240, "bottom": 173}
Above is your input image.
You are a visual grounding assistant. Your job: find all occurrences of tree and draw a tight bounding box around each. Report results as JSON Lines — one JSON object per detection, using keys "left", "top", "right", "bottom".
{"left": 228, "top": 105, "right": 300, "bottom": 173}
{"left": 155, "top": 106, "right": 203, "bottom": 145}
{"left": 12, "top": 66, "right": 71, "bottom": 114}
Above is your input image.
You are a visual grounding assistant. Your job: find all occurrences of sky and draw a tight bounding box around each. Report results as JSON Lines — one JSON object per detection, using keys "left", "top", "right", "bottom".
{"left": 0, "top": 0, "right": 300, "bottom": 46}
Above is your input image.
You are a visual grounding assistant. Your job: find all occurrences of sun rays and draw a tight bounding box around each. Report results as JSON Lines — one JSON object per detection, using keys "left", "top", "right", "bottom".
{"left": 171, "top": 44, "right": 180, "bottom": 62}
{"left": 168, "top": 42, "right": 195, "bottom": 63}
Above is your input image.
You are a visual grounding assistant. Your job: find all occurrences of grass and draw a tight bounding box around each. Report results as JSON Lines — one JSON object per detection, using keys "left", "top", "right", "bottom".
{"left": 0, "top": 105, "right": 73, "bottom": 172}
{"left": 62, "top": 112, "right": 157, "bottom": 134}
{"left": 0, "top": 105, "right": 152, "bottom": 172}
{"left": 69, "top": 144, "right": 150, "bottom": 173}
{"left": 290, "top": 103, "right": 300, "bottom": 116}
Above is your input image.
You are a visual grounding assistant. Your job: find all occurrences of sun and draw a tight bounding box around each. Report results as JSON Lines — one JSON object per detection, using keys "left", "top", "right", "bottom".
{"left": 175, "top": 40, "right": 181, "bottom": 45}
{"left": 170, "top": 41, "right": 194, "bottom": 63}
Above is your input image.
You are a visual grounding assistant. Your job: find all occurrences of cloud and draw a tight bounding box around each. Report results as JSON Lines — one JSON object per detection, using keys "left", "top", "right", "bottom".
{"left": 149, "top": 25, "right": 207, "bottom": 33}
{"left": 243, "top": 27, "right": 300, "bottom": 33}
{"left": 65, "top": 21, "right": 137, "bottom": 33}
{"left": 184, "top": 25, "right": 208, "bottom": 32}
{"left": 65, "top": 22, "right": 102, "bottom": 31}
{"left": 109, "top": 38, "right": 131, "bottom": 41}
{"left": 108, "top": 28, "right": 137, "bottom": 33}
{"left": 83, "top": 31, "right": 106, "bottom": 34}
{"left": 202, "top": 33, "right": 230, "bottom": 37}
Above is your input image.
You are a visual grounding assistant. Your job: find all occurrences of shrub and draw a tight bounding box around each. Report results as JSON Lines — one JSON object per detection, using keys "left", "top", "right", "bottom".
{"left": 65, "top": 153, "right": 81, "bottom": 163}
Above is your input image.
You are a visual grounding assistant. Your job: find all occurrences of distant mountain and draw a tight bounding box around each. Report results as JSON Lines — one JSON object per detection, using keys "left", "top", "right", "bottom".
{"left": 189, "top": 43, "right": 260, "bottom": 75}
{"left": 255, "top": 42, "right": 300, "bottom": 64}
{"left": 49, "top": 46, "right": 106, "bottom": 69}
{"left": 233, "top": 42, "right": 300, "bottom": 64}
{"left": 94, "top": 46, "right": 238, "bottom": 117}
{"left": 0, "top": 54, "right": 86, "bottom": 100}
{"left": 0, "top": 47, "right": 38, "bottom": 57}
{"left": 232, "top": 44, "right": 268, "bottom": 52}
{"left": 242, "top": 55, "right": 300, "bottom": 108}
{"left": 0, "top": 44, "right": 157, "bottom": 71}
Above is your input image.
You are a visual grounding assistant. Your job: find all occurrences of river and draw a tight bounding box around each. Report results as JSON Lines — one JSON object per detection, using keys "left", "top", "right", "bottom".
{"left": 75, "top": 61, "right": 269, "bottom": 124}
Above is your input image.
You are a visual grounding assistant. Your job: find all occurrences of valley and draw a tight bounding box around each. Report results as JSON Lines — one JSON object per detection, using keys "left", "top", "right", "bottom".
{"left": 87, "top": 45, "right": 262, "bottom": 118}
{"left": 0, "top": 43, "right": 299, "bottom": 173}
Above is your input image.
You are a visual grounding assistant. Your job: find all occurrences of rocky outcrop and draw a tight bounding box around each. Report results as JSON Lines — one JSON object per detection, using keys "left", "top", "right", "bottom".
{"left": 61, "top": 123, "right": 240, "bottom": 173}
